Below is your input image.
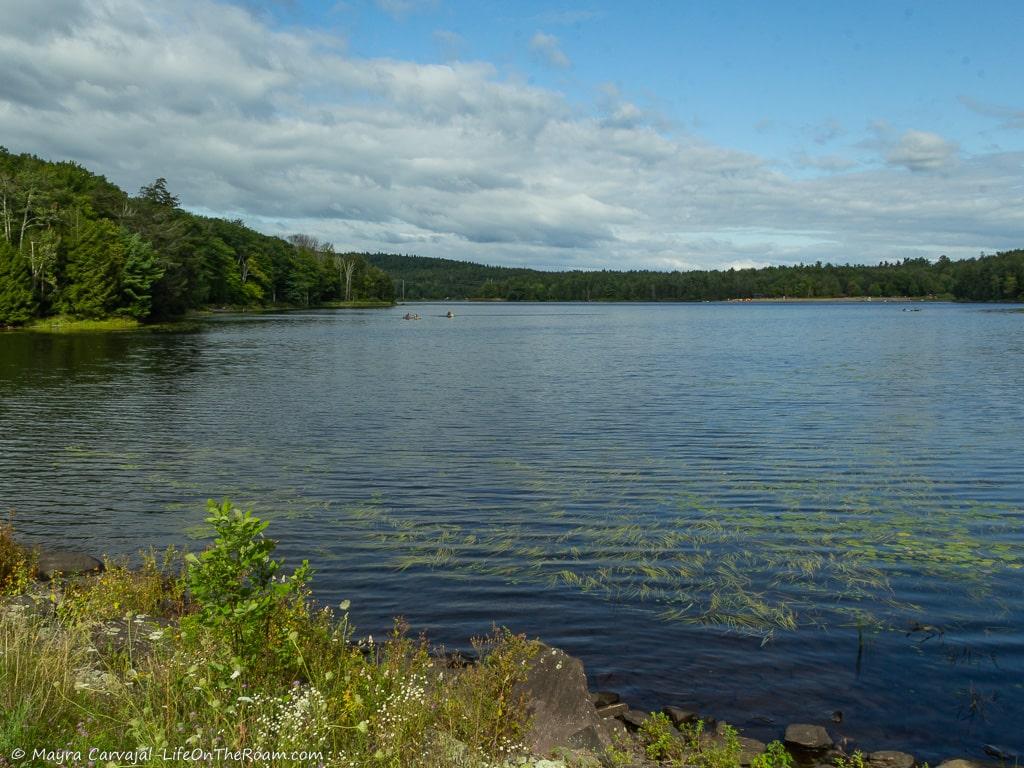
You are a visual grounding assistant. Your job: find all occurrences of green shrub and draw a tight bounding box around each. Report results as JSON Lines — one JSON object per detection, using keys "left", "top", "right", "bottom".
{"left": 835, "top": 752, "right": 868, "bottom": 768}
{"left": 678, "top": 719, "right": 743, "bottom": 768}
{"left": 0, "top": 516, "right": 35, "bottom": 595}
{"left": 640, "top": 711, "right": 684, "bottom": 762}
{"left": 752, "top": 740, "right": 795, "bottom": 768}
{"left": 184, "top": 500, "right": 310, "bottom": 660}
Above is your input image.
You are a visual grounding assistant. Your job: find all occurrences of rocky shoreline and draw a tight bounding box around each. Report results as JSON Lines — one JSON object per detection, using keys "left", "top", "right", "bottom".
{"left": 6, "top": 547, "right": 1017, "bottom": 768}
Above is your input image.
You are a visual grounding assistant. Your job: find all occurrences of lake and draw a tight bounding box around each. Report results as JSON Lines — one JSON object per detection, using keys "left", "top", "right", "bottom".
{"left": 1, "top": 302, "right": 1022, "bottom": 760}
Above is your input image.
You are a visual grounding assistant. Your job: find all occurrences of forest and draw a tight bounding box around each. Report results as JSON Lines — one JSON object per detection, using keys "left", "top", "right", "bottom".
{"left": 2, "top": 148, "right": 1021, "bottom": 327}
{"left": 367, "top": 250, "right": 1024, "bottom": 303}
{"left": 0, "top": 148, "right": 394, "bottom": 326}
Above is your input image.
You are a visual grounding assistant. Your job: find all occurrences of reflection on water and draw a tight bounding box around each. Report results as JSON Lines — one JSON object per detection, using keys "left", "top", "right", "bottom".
{"left": 1, "top": 303, "right": 1022, "bottom": 760}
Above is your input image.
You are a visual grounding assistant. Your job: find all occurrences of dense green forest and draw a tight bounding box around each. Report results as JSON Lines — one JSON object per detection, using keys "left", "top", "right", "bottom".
{"left": 2, "top": 148, "right": 1020, "bottom": 327}
{"left": 0, "top": 148, "right": 394, "bottom": 326}
{"left": 368, "top": 250, "right": 1024, "bottom": 303}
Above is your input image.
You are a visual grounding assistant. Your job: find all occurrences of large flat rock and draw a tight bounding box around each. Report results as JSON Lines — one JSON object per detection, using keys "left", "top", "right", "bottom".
{"left": 35, "top": 549, "right": 103, "bottom": 580}
{"left": 869, "top": 751, "right": 915, "bottom": 768}
{"left": 784, "top": 724, "right": 833, "bottom": 751}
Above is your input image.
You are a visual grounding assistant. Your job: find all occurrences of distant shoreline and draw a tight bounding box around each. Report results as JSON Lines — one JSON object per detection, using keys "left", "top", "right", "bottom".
{"left": 2, "top": 302, "right": 396, "bottom": 333}
{"left": 433, "top": 295, "right": 958, "bottom": 304}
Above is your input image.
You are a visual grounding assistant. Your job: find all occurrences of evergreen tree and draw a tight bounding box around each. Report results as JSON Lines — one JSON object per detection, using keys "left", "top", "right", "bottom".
{"left": 59, "top": 218, "right": 124, "bottom": 318}
{"left": 0, "top": 238, "right": 36, "bottom": 325}
{"left": 119, "top": 231, "right": 163, "bottom": 318}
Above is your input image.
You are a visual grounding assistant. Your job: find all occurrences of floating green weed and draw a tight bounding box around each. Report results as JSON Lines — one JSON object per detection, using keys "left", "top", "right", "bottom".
{"left": 319, "top": 453, "right": 1023, "bottom": 638}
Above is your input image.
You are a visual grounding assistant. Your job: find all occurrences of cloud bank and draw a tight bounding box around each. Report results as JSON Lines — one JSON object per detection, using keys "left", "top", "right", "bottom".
{"left": 0, "top": 0, "right": 1020, "bottom": 270}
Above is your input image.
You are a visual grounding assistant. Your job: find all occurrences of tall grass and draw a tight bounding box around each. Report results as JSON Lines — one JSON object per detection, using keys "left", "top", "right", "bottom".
{"left": 0, "top": 505, "right": 542, "bottom": 767}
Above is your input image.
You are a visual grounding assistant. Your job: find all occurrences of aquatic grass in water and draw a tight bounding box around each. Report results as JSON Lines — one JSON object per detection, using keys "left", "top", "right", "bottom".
{"left": 315, "top": 454, "right": 1023, "bottom": 638}
{"left": 48, "top": 437, "right": 1023, "bottom": 638}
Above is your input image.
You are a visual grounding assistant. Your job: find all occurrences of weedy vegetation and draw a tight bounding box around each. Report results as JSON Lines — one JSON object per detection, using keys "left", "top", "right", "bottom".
{"left": 0, "top": 501, "right": 543, "bottom": 767}
{"left": 635, "top": 714, "right": 792, "bottom": 768}
{"left": 0, "top": 516, "right": 35, "bottom": 595}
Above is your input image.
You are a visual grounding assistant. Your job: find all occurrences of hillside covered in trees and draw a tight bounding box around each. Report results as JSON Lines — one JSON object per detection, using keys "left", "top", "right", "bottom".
{"left": 2, "top": 148, "right": 1020, "bottom": 327}
{"left": 369, "top": 251, "right": 1024, "bottom": 303}
{"left": 0, "top": 149, "right": 394, "bottom": 326}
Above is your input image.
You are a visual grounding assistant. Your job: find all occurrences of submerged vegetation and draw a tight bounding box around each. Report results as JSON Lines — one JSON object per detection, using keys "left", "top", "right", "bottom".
{"left": 0, "top": 148, "right": 394, "bottom": 327}
{"left": 43, "top": 439, "right": 1023, "bottom": 642}
{"left": 322, "top": 459, "right": 1021, "bottom": 639}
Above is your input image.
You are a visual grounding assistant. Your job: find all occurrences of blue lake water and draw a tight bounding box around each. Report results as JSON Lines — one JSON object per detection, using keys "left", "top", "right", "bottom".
{"left": 1, "top": 302, "right": 1022, "bottom": 760}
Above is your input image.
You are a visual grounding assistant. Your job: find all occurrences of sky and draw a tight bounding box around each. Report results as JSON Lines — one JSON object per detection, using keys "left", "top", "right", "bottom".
{"left": 0, "top": 0, "right": 1021, "bottom": 271}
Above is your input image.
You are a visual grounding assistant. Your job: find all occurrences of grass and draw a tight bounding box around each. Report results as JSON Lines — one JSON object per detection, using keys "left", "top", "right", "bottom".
{"left": 9, "top": 300, "right": 393, "bottom": 334}
{"left": 0, "top": 504, "right": 546, "bottom": 768}
{"left": 22, "top": 315, "right": 142, "bottom": 333}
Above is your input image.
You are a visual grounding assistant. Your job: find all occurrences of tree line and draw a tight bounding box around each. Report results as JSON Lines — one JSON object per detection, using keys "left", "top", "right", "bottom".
{"left": 366, "top": 250, "right": 1024, "bottom": 303}
{"left": 2, "top": 147, "right": 1020, "bottom": 327}
{"left": 0, "top": 148, "right": 394, "bottom": 326}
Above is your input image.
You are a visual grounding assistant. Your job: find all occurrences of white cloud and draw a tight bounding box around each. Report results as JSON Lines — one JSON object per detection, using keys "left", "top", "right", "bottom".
{"left": 0, "top": 0, "right": 1019, "bottom": 271}
{"left": 886, "top": 129, "right": 959, "bottom": 172}
{"left": 958, "top": 94, "right": 1024, "bottom": 131}
{"left": 794, "top": 152, "right": 858, "bottom": 173}
{"left": 529, "top": 31, "right": 571, "bottom": 69}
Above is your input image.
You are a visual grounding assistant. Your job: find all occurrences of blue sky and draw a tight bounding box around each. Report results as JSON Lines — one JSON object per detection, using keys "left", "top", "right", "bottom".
{"left": 254, "top": 0, "right": 1023, "bottom": 161}
{"left": 1, "top": 0, "right": 1021, "bottom": 270}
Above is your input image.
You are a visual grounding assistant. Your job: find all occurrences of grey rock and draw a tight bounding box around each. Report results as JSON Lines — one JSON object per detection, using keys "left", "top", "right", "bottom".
{"left": 664, "top": 706, "right": 700, "bottom": 727}
{"left": 1, "top": 592, "right": 57, "bottom": 618}
{"left": 785, "top": 724, "right": 834, "bottom": 751}
{"left": 936, "top": 760, "right": 986, "bottom": 768}
{"left": 516, "top": 644, "right": 609, "bottom": 756}
{"left": 598, "top": 716, "right": 628, "bottom": 743}
{"left": 738, "top": 737, "right": 768, "bottom": 767}
{"left": 596, "top": 702, "right": 628, "bottom": 719}
{"left": 567, "top": 724, "right": 606, "bottom": 752}
{"left": 35, "top": 549, "right": 103, "bottom": 580}
{"left": 619, "top": 709, "right": 652, "bottom": 730}
{"left": 591, "top": 690, "right": 621, "bottom": 707}
{"left": 869, "top": 751, "right": 915, "bottom": 768}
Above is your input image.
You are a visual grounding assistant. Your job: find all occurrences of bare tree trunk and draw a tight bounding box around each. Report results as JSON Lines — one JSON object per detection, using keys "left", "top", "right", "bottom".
{"left": 29, "top": 240, "right": 38, "bottom": 294}
{"left": 1, "top": 191, "right": 9, "bottom": 243}
{"left": 18, "top": 189, "right": 33, "bottom": 250}
{"left": 343, "top": 260, "right": 355, "bottom": 302}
